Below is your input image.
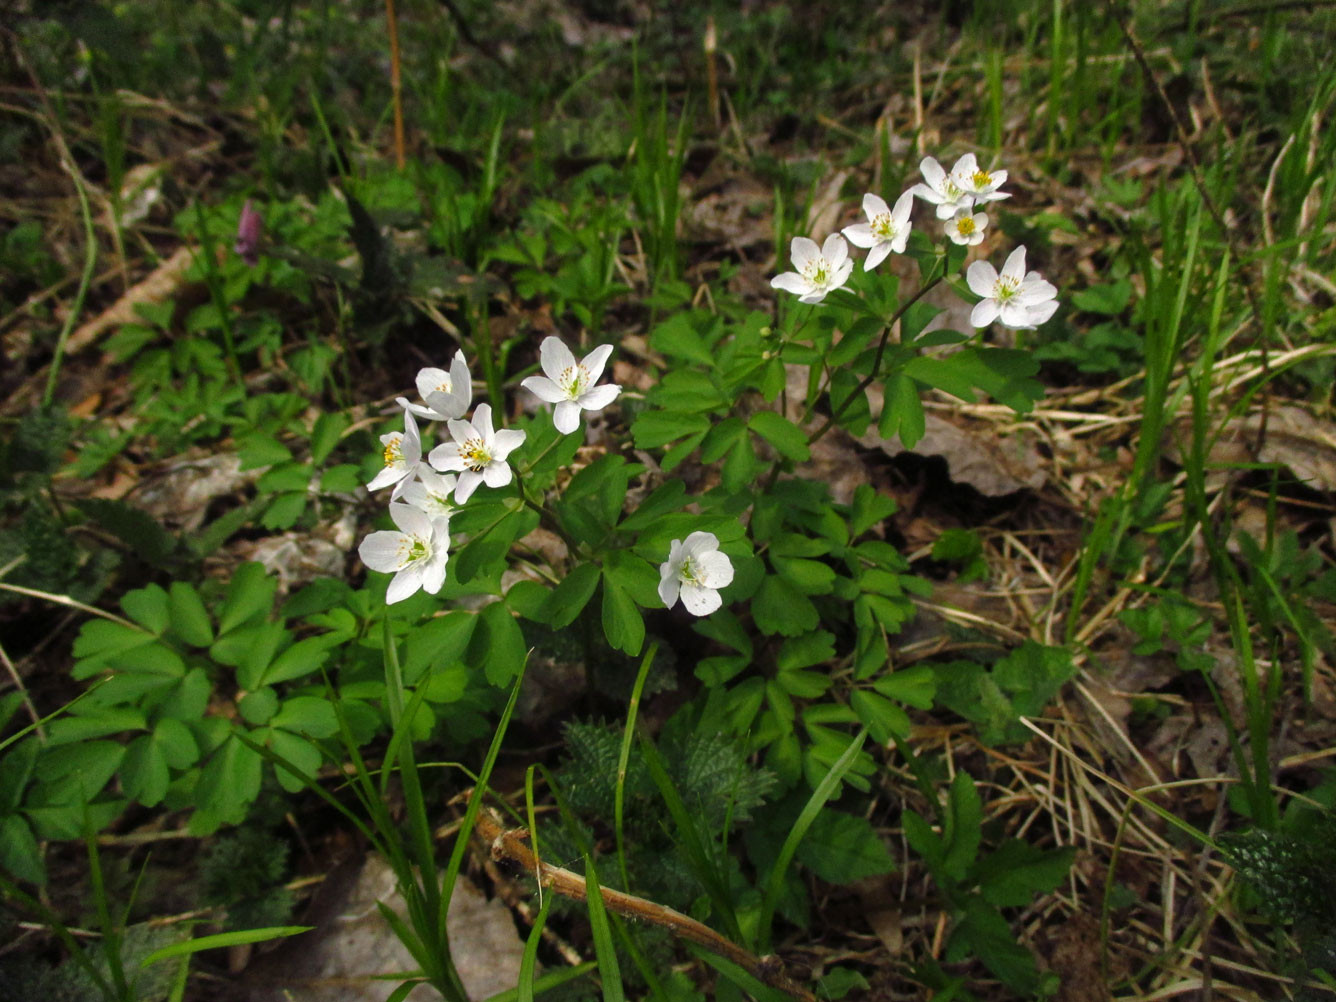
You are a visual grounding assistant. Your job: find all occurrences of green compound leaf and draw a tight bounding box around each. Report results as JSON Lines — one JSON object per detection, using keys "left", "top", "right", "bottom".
{"left": 752, "top": 576, "right": 819, "bottom": 637}
{"left": 747, "top": 411, "right": 810, "bottom": 462}
{"left": 600, "top": 573, "right": 644, "bottom": 657}
{"left": 472, "top": 601, "right": 527, "bottom": 687}
{"left": 796, "top": 808, "right": 895, "bottom": 883}
{"left": 168, "top": 582, "right": 214, "bottom": 647}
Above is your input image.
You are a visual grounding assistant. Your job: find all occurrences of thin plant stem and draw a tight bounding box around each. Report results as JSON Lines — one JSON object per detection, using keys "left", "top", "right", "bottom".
{"left": 805, "top": 270, "right": 945, "bottom": 449}
{"left": 385, "top": 0, "right": 406, "bottom": 169}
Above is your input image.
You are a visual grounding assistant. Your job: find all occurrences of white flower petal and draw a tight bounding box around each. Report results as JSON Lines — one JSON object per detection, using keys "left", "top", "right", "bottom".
{"left": 386, "top": 568, "right": 423, "bottom": 604}
{"left": 492, "top": 428, "right": 527, "bottom": 457}
{"left": 453, "top": 471, "right": 482, "bottom": 504}
{"left": 482, "top": 462, "right": 512, "bottom": 488}
{"left": 966, "top": 261, "right": 998, "bottom": 299}
{"left": 790, "top": 236, "right": 820, "bottom": 268}
{"left": 952, "top": 152, "right": 978, "bottom": 178}
{"left": 971, "top": 298, "right": 1001, "bottom": 328}
{"left": 1027, "top": 299, "right": 1059, "bottom": 325}
{"left": 864, "top": 243, "right": 892, "bottom": 271}
{"left": 891, "top": 190, "right": 915, "bottom": 225}
{"left": 658, "top": 573, "right": 680, "bottom": 609}
{"left": 446, "top": 418, "right": 475, "bottom": 446}
{"left": 581, "top": 343, "right": 614, "bottom": 383}
{"left": 694, "top": 550, "right": 734, "bottom": 589}
{"left": 680, "top": 582, "right": 722, "bottom": 616}
{"left": 367, "top": 465, "right": 407, "bottom": 492}
{"left": 539, "top": 337, "right": 576, "bottom": 380}
{"left": 553, "top": 400, "right": 581, "bottom": 434}
{"left": 842, "top": 222, "right": 876, "bottom": 248}
{"left": 908, "top": 182, "right": 944, "bottom": 205}
{"left": 772, "top": 272, "right": 812, "bottom": 295}
{"left": 359, "top": 531, "right": 408, "bottom": 572}
{"left": 389, "top": 502, "right": 430, "bottom": 535}
{"left": 578, "top": 383, "right": 620, "bottom": 410}
{"left": 414, "top": 367, "right": 450, "bottom": 401}
{"left": 920, "top": 156, "right": 946, "bottom": 189}
{"left": 427, "top": 442, "right": 462, "bottom": 471}
{"left": 862, "top": 192, "right": 890, "bottom": 218}
{"left": 1001, "top": 246, "right": 1028, "bottom": 282}
{"left": 682, "top": 531, "right": 719, "bottom": 560}
{"left": 474, "top": 403, "right": 497, "bottom": 439}
{"left": 522, "top": 375, "right": 567, "bottom": 403}
{"left": 821, "top": 233, "right": 848, "bottom": 267}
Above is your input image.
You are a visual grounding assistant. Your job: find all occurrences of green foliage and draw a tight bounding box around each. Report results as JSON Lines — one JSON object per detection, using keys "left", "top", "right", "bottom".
{"left": 199, "top": 828, "right": 295, "bottom": 932}
{"left": 931, "top": 642, "right": 1077, "bottom": 745}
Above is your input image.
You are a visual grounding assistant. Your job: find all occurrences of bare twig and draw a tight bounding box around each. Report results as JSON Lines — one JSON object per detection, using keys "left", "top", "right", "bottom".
{"left": 474, "top": 810, "right": 817, "bottom": 1002}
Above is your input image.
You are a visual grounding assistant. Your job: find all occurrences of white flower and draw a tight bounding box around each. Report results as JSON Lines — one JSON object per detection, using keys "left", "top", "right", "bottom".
{"left": 658, "top": 532, "right": 734, "bottom": 616}
{"left": 944, "top": 207, "right": 988, "bottom": 247}
{"left": 427, "top": 403, "right": 526, "bottom": 504}
{"left": 396, "top": 350, "right": 472, "bottom": 422}
{"left": 358, "top": 502, "right": 451, "bottom": 604}
{"left": 951, "top": 153, "right": 1009, "bottom": 206}
{"left": 520, "top": 337, "right": 622, "bottom": 435}
{"left": 842, "top": 192, "right": 914, "bottom": 271}
{"left": 965, "top": 245, "right": 1059, "bottom": 330}
{"left": 770, "top": 234, "right": 853, "bottom": 304}
{"left": 399, "top": 468, "right": 458, "bottom": 522}
{"left": 367, "top": 409, "right": 422, "bottom": 498}
{"left": 909, "top": 155, "right": 975, "bottom": 220}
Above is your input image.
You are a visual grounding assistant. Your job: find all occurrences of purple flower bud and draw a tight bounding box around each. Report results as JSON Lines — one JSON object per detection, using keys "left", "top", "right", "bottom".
{"left": 234, "top": 199, "right": 263, "bottom": 266}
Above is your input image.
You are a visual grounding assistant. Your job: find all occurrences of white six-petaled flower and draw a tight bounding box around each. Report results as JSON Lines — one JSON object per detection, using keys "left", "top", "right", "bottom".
{"left": 770, "top": 234, "right": 853, "bottom": 304}
{"left": 950, "top": 153, "right": 1009, "bottom": 206}
{"left": 427, "top": 403, "right": 526, "bottom": 504}
{"left": 909, "top": 155, "right": 976, "bottom": 220}
{"left": 358, "top": 502, "right": 451, "bottom": 604}
{"left": 367, "top": 409, "right": 422, "bottom": 499}
{"left": 842, "top": 192, "right": 914, "bottom": 271}
{"left": 521, "top": 337, "right": 622, "bottom": 435}
{"left": 965, "top": 245, "right": 1059, "bottom": 330}
{"left": 399, "top": 468, "right": 459, "bottom": 522}
{"left": 658, "top": 532, "right": 734, "bottom": 616}
{"left": 397, "top": 350, "right": 472, "bottom": 423}
{"left": 944, "top": 207, "right": 988, "bottom": 247}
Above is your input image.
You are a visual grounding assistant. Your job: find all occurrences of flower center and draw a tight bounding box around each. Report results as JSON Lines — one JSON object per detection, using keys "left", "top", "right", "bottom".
{"left": 383, "top": 435, "right": 403, "bottom": 467}
{"left": 404, "top": 537, "right": 431, "bottom": 564}
{"left": 559, "top": 364, "right": 590, "bottom": 399}
{"left": 459, "top": 437, "right": 492, "bottom": 472}
{"left": 994, "top": 276, "right": 1020, "bottom": 302}
{"left": 680, "top": 557, "right": 704, "bottom": 586}
{"left": 435, "top": 376, "right": 452, "bottom": 394}
{"left": 956, "top": 216, "right": 976, "bottom": 235}
{"left": 942, "top": 177, "right": 962, "bottom": 198}
{"left": 802, "top": 258, "right": 831, "bottom": 286}
{"left": 971, "top": 169, "right": 992, "bottom": 189}
{"left": 871, "top": 212, "right": 897, "bottom": 240}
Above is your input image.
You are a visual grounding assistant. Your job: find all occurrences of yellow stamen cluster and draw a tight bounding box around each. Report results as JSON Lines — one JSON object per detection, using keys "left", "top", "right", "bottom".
{"left": 459, "top": 437, "right": 490, "bottom": 472}
{"left": 383, "top": 435, "right": 403, "bottom": 467}
{"left": 972, "top": 169, "right": 992, "bottom": 188}
{"left": 560, "top": 365, "right": 590, "bottom": 398}
{"left": 956, "top": 217, "right": 976, "bottom": 235}
{"left": 871, "top": 212, "right": 896, "bottom": 238}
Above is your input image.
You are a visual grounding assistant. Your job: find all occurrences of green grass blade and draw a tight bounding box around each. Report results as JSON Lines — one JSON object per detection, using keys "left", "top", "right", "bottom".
{"left": 582, "top": 851, "right": 624, "bottom": 1002}
{"left": 757, "top": 729, "right": 868, "bottom": 953}
{"left": 638, "top": 732, "right": 742, "bottom": 944}
{"left": 517, "top": 886, "right": 554, "bottom": 1002}
{"left": 485, "top": 963, "right": 598, "bottom": 1002}
{"left": 141, "top": 927, "right": 313, "bottom": 967}
{"left": 615, "top": 642, "right": 657, "bottom": 893}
